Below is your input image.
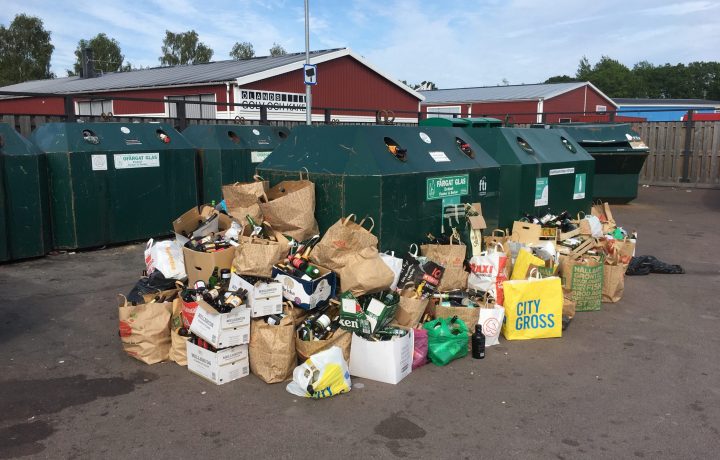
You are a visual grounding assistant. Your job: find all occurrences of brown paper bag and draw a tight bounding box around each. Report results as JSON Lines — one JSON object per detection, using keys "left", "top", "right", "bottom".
{"left": 310, "top": 215, "right": 379, "bottom": 270}
{"left": 249, "top": 315, "right": 296, "bottom": 383}
{"left": 232, "top": 223, "right": 290, "bottom": 277}
{"left": 510, "top": 221, "right": 542, "bottom": 244}
{"left": 259, "top": 170, "right": 319, "bottom": 241}
{"left": 602, "top": 263, "right": 627, "bottom": 303}
{"left": 392, "top": 288, "right": 430, "bottom": 328}
{"left": 169, "top": 298, "right": 189, "bottom": 366}
{"left": 592, "top": 201, "right": 616, "bottom": 233}
{"left": 421, "top": 237, "right": 468, "bottom": 291}
{"left": 434, "top": 304, "right": 480, "bottom": 350}
{"left": 118, "top": 295, "right": 172, "bottom": 364}
{"left": 295, "top": 328, "right": 352, "bottom": 363}
{"left": 337, "top": 246, "right": 394, "bottom": 296}
{"left": 559, "top": 255, "right": 604, "bottom": 312}
{"left": 484, "top": 229, "right": 510, "bottom": 253}
{"left": 222, "top": 176, "right": 268, "bottom": 223}
{"left": 283, "top": 301, "right": 309, "bottom": 327}
{"left": 562, "top": 288, "right": 576, "bottom": 320}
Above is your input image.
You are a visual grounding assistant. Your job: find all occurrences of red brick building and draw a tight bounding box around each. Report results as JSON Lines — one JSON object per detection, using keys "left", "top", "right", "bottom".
{"left": 419, "top": 82, "right": 618, "bottom": 124}
{"left": 0, "top": 48, "right": 424, "bottom": 123}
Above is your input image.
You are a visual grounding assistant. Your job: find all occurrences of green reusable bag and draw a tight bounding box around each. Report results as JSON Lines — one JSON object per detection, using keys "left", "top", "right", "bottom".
{"left": 423, "top": 317, "right": 469, "bottom": 366}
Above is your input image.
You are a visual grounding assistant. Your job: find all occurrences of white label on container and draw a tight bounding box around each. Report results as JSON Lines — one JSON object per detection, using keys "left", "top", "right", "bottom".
{"left": 549, "top": 167, "right": 574, "bottom": 176}
{"left": 120, "top": 126, "right": 130, "bottom": 134}
{"left": 428, "top": 151, "right": 450, "bottom": 162}
{"left": 251, "top": 151, "right": 271, "bottom": 163}
{"left": 113, "top": 152, "right": 160, "bottom": 169}
{"left": 91, "top": 154, "right": 107, "bottom": 171}
{"left": 419, "top": 132, "right": 432, "bottom": 144}
{"left": 252, "top": 129, "right": 260, "bottom": 135}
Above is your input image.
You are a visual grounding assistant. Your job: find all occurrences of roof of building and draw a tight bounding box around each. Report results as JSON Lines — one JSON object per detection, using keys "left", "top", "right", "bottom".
{"left": 419, "top": 81, "right": 616, "bottom": 107}
{"left": 0, "top": 48, "right": 424, "bottom": 100}
{"left": 614, "top": 98, "right": 720, "bottom": 106}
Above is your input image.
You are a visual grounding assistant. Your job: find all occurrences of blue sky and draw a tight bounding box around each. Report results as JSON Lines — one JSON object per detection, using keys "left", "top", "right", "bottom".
{"left": 1, "top": 0, "right": 718, "bottom": 88}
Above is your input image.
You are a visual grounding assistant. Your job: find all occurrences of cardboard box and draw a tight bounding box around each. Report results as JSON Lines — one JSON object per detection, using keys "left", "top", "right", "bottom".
{"left": 349, "top": 330, "right": 413, "bottom": 384}
{"left": 186, "top": 341, "right": 249, "bottom": 385}
{"left": 229, "top": 274, "right": 283, "bottom": 318}
{"left": 189, "top": 300, "right": 250, "bottom": 349}
{"left": 182, "top": 246, "right": 236, "bottom": 285}
{"left": 173, "top": 205, "right": 234, "bottom": 245}
{"left": 271, "top": 264, "right": 336, "bottom": 310}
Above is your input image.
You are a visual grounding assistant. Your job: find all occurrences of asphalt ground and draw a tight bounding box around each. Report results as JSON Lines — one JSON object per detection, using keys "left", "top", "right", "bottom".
{"left": 1, "top": 186, "right": 718, "bottom": 459}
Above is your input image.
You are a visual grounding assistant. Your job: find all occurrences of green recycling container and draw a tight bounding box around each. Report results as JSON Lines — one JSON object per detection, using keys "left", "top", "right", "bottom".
{"left": 457, "top": 126, "right": 595, "bottom": 229}
{"left": 421, "top": 117, "right": 503, "bottom": 128}
{"left": 182, "top": 124, "right": 290, "bottom": 204}
{"left": 539, "top": 123, "right": 649, "bottom": 203}
{"left": 257, "top": 125, "right": 501, "bottom": 252}
{"left": 30, "top": 123, "right": 198, "bottom": 250}
{"left": 0, "top": 124, "right": 52, "bottom": 261}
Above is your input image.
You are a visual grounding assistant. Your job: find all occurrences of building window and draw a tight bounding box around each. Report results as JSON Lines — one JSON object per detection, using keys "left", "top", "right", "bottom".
{"left": 427, "top": 106, "right": 462, "bottom": 119}
{"left": 595, "top": 105, "right": 607, "bottom": 113}
{"left": 76, "top": 99, "right": 113, "bottom": 116}
{"left": 559, "top": 117, "right": 572, "bottom": 123}
{"left": 166, "top": 94, "right": 217, "bottom": 119}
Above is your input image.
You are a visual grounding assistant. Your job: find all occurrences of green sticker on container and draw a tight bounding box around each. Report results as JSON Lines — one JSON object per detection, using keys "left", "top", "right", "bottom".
{"left": 534, "top": 177, "right": 548, "bottom": 207}
{"left": 573, "top": 173, "right": 586, "bottom": 200}
{"left": 426, "top": 174, "right": 469, "bottom": 200}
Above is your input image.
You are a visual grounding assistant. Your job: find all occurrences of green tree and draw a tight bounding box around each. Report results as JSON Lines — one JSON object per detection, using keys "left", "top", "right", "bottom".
{"left": 544, "top": 75, "right": 576, "bottom": 84}
{"left": 269, "top": 43, "right": 287, "bottom": 57}
{"left": 0, "top": 14, "right": 54, "bottom": 85}
{"left": 576, "top": 55, "right": 635, "bottom": 98}
{"left": 159, "top": 30, "right": 213, "bottom": 66}
{"left": 576, "top": 56, "right": 592, "bottom": 81}
{"left": 230, "top": 41, "right": 254, "bottom": 60}
{"left": 69, "top": 33, "right": 126, "bottom": 76}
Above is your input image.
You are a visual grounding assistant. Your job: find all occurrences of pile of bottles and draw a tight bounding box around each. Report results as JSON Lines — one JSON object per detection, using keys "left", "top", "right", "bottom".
{"left": 181, "top": 267, "right": 248, "bottom": 313}
{"left": 275, "top": 235, "right": 322, "bottom": 281}
{"left": 522, "top": 210, "right": 577, "bottom": 233}
{"left": 295, "top": 303, "right": 341, "bottom": 341}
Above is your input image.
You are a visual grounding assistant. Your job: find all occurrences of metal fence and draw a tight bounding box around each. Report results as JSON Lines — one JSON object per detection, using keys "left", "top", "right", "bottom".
{"left": 1, "top": 90, "right": 718, "bottom": 188}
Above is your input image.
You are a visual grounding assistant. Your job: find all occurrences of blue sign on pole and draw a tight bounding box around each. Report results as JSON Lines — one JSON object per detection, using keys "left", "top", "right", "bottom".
{"left": 304, "top": 64, "right": 317, "bottom": 85}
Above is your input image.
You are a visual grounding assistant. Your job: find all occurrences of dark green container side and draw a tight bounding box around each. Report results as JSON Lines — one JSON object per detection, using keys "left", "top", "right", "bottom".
{"left": 258, "top": 125, "right": 501, "bottom": 253}
{"left": 535, "top": 123, "right": 649, "bottom": 203}
{"left": 462, "top": 127, "right": 595, "bottom": 229}
{"left": 30, "top": 123, "right": 198, "bottom": 250}
{"left": 0, "top": 124, "right": 52, "bottom": 261}
{"left": 182, "top": 124, "right": 290, "bottom": 204}
{"left": 420, "top": 117, "right": 502, "bottom": 128}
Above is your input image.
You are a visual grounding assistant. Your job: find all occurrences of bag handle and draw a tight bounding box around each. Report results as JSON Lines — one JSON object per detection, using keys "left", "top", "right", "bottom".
{"left": 528, "top": 267, "right": 541, "bottom": 279}
{"left": 341, "top": 214, "right": 357, "bottom": 226}
{"left": 359, "top": 216, "right": 375, "bottom": 232}
{"left": 576, "top": 211, "right": 586, "bottom": 220}
{"left": 298, "top": 167, "right": 309, "bottom": 181}
{"left": 491, "top": 229, "right": 506, "bottom": 237}
{"left": 117, "top": 294, "right": 129, "bottom": 308}
{"left": 253, "top": 174, "right": 265, "bottom": 182}
{"left": 409, "top": 243, "right": 419, "bottom": 257}
{"left": 175, "top": 280, "right": 185, "bottom": 290}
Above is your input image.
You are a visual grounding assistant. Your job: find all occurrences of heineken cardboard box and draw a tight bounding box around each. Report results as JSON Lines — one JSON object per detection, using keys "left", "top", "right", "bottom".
{"left": 349, "top": 329, "right": 413, "bottom": 384}
{"left": 189, "top": 300, "right": 250, "bottom": 349}
{"left": 271, "top": 264, "right": 336, "bottom": 310}
{"left": 339, "top": 292, "right": 399, "bottom": 335}
{"left": 229, "top": 274, "right": 283, "bottom": 318}
{"left": 187, "top": 341, "right": 249, "bottom": 385}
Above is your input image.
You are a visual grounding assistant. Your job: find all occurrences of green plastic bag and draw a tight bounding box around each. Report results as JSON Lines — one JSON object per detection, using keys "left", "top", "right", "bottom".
{"left": 423, "top": 317, "right": 469, "bottom": 366}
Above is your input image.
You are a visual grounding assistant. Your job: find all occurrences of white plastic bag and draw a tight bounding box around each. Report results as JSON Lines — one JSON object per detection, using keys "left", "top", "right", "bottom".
{"left": 286, "top": 346, "right": 351, "bottom": 399}
{"left": 144, "top": 239, "right": 186, "bottom": 280}
{"left": 379, "top": 251, "right": 403, "bottom": 291}
{"left": 584, "top": 215, "right": 603, "bottom": 238}
{"left": 468, "top": 244, "right": 507, "bottom": 295}
{"left": 478, "top": 304, "right": 505, "bottom": 347}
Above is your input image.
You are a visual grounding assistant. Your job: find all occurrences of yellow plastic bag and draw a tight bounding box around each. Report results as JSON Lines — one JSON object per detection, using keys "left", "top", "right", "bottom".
{"left": 286, "top": 346, "right": 351, "bottom": 399}
{"left": 511, "top": 248, "right": 545, "bottom": 280}
{"left": 501, "top": 276, "right": 563, "bottom": 340}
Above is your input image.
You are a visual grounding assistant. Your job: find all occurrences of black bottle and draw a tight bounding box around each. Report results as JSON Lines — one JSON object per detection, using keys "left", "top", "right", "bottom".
{"left": 472, "top": 324, "right": 486, "bottom": 359}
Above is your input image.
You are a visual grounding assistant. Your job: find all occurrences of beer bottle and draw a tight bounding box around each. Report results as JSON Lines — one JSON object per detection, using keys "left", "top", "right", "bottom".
{"left": 472, "top": 324, "right": 486, "bottom": 359}
{"left": 312, "top": 313, "right": 332, "bottom": 338}
{"left": 246, "top": 214, "right": 267, "bottom": 239}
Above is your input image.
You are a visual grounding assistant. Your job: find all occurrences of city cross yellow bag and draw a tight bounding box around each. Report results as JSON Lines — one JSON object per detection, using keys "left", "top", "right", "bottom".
{"left": 501, "top": 275, "right": 563, "bottom": 340}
